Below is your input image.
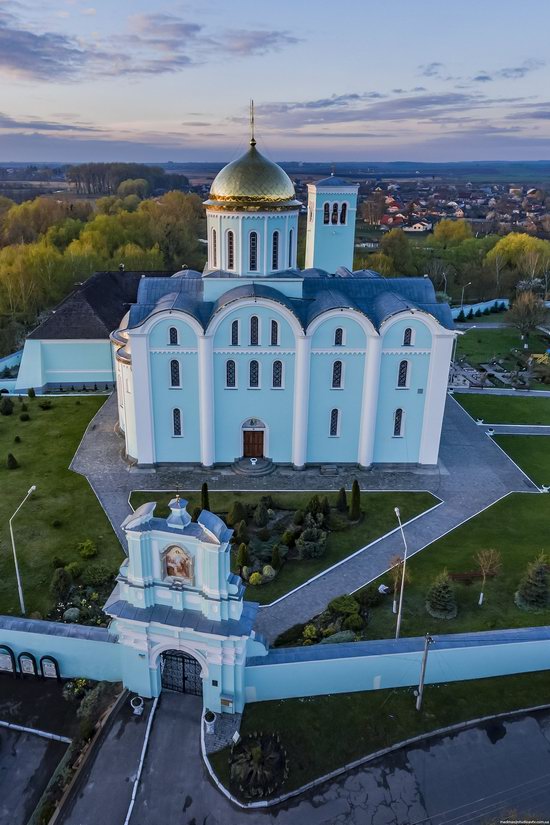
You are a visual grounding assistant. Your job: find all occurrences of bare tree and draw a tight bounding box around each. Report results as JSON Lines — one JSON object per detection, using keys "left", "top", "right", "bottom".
{"left": 508, "top": 291, "right": 547, "bottom": 348}
{"left": 389, "top": 554, "right": 411, "bottom": 614}
{"left": 475, "top": 548, "right": 501, "bottom": 606}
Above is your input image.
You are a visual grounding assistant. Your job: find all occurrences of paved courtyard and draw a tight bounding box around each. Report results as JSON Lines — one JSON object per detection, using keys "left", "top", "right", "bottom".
{"left": 71, "top": 392, "right": 535, "bottom": 640}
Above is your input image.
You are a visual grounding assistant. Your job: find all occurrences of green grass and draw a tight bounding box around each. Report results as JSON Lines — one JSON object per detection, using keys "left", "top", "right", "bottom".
{"left": 455, "top": 393, "right": 550, "bottom": 424}
{"left": 456, "top": 326, "right": 548, "bottom": 370}
{"left": 361, "top": 492, "right": 550, "bottom": 640}
{"left": 209, "top": 670, "right": 550, "bottom": 796}
{"left": 494, "top": 435, "right": 550, "bottom": 487}
{"left": 0, "top": 397, "right": 123, "bottom": 616}
{"left": 130, "top": 490, "right": 436, "bottom": 604}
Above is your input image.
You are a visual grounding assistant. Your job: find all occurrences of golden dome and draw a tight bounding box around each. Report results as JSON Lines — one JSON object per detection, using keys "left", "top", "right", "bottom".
{"left": 205, "top": 141, "right": 300, "bottom": 211}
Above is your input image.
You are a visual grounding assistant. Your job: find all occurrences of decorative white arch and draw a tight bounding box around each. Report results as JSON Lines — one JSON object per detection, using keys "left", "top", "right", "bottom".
{"left": 207, "top": 296, "right": 303, "bottom": 341}
{"left": 149, "top": 640, "right": 210, "bottom": 678}
{"left": 306, "top": 306, "right": 378, "bottom": 340}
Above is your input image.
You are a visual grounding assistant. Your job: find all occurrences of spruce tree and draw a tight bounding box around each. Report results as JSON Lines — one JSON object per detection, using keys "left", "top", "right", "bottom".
{"left": 201, "top": 482, "right": 210, "bottom": 512}
{"left": 227, "top": 500, "right": 247, "bottom": 527}
{"left": 254, "top": 502, "right": 269, "bottom": 527}
{"left": 515, "top": 553, "right": 549, "bottom": 611}
{"left": 236, "top": 543, "right": 249, "bottom": 569}
{"left": 320, "top": 496, "right": 330, "bottom": 517}
{"left": 336, "top": 487, "right": 348, "bottom": 513}
{"left": 271, "top": 544, "right": 281, "bottom": 570}
{"left": 349, "top": 479, "right": 361, "bottom": 521}
{"left": 7, "top": 453, "right": 18, "bottom": 470}
{"left": 236, "top": 520, "right": 249, "bottom": 545}
{"left": 426, "top": 570, "right": 457, "bottom": 619}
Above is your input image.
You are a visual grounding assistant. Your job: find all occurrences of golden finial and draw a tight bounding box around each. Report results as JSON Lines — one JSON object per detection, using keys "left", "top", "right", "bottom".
{"left": 250, "top": 99, "right": 256, "bottom": 147}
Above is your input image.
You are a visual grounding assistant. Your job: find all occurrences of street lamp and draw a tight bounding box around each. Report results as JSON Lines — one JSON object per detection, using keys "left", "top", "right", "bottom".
{"left": 9, "top": 485, "right": 36, "bottom": 615}
{"left": 460, "top": 281, "right": 472, "bottom": 310}
{"left": 394, "top": 507, "right": 409, "bottom": 640}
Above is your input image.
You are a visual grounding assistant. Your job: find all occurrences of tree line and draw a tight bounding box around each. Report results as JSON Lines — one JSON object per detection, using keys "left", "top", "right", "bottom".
{"left": 66, "top": 163, "right": 189, "bottom": 196}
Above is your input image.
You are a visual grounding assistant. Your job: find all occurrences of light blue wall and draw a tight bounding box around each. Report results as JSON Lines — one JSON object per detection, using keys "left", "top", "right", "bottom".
{"left": 451, "top": 299, "right": 509, "bottom": 319}
{"left": 305, "top": 187, "right": 358, "bottom": 272}
{"left": 16, "top": 339, "right": 114, "bottom": 392}
{"left": 150, "top": 351, "right": 201, "bottom": 463}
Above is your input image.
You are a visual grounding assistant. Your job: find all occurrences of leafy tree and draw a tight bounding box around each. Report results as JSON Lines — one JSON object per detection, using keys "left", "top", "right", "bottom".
{"left": 380, "top": 229, "right": 415, "bottom": 274}
{"left": 508, "top": 291, "right": 547, "bottom": 347}
{"left": 336, "top": 487, "right": 348, "bottom": 513}
{"left": 433, "top": 219, "right": 472, "bottom": 248}
{"left": 475, "top": 548, "right": 501, "bottom": 606}
{"left": 117, "top": 178, "right": 149, "bottom": 198}
{"left": 425, "top": 570, "right": 457, "bottom": 619}
{"left": 349, "top": 479, "right": 361, "bottom": 521}
{"left": 515, "top": 552, "right": 549, "bottom": 611}
{"left": 366, "top": 251, "right": 393, "bottom": 276}
{"left": 201, "top": 482, "right": 210, "bottom": 512}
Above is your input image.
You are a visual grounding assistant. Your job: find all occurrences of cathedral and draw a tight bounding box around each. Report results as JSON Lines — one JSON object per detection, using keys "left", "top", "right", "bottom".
{"left": 15, "top": 127, "right": 455, "bottom": 469}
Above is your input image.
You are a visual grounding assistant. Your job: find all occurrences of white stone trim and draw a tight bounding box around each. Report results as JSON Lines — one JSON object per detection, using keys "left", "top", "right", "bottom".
{"left": 291, "top": 335, "right": 311, "bottom": 467}
{"left": 198, "top": 335, "right": 215, "bottom": 466}
{"left": 357, "top": 335, "right": 381, "bottom": 466}
{"left": 418, "top": 334, "right": 454, "bottom": 464}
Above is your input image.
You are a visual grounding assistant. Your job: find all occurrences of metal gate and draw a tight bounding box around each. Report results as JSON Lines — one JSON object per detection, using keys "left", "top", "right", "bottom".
{"left": 160, "top": 650, "right": 203, "bottom": 695}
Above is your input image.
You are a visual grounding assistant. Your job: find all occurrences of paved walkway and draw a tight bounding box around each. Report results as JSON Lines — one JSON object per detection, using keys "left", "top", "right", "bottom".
{"left": 452, "top": 387, "right": 550, "bottom": 396}
{"left": 58, "top": 693, "right": 550, "bottom": 825}
{"left": 71, "top": 393, "right": 536, "bottom": 641}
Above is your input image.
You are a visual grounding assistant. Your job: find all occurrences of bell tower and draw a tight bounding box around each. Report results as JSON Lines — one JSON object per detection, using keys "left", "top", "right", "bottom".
{"left": 305, "top": 175, "right": 359, "bottom": 272}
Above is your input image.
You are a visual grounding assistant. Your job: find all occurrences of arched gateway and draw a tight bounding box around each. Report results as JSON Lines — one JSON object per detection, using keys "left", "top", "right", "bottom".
{"left": 104, "top": 496, "right": 267, "bottom": 713}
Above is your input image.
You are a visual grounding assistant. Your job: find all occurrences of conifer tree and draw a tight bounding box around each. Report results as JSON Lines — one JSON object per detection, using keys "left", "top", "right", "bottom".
{"left": 271, "top": 544, "right": 281, "bottom": 570}
{"left": 236, "top": 543, "right": 249, "bottom": 569}
{"left": 236, "top": 520, "right": 249, "bottom": 545}
{"left": 336, "top": 487, "right": 348, "bottom": 513}
{"left": 254, "top": 502, "right": 269, "bottom": 527}
{"left": 349, "top": 479, "right": 361, "bottom": 521}
{"left": 425, "top": 570, "right": 457, "bottom": 619}
{"left": 7, "top": 453, "right": 18, "bottom": 469}
{"left": 320, "top": 496, "right": 331, "bottom": 517}
{"left": 515, "top": 553, "right": 549, "bottom": 611}
{"left": 201, "top": 482, "right": 210, "bottom": 512}
{"left": 227, "top": 500, "right": 246, "bottom": 527}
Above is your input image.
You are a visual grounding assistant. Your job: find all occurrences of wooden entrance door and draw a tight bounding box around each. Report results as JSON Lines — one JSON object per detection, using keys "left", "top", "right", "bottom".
{"left": 243, "top": 430, "right": 264, "bottom": 458}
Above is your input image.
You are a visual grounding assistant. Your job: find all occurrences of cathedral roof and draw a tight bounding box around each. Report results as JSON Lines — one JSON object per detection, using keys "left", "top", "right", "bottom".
{"left": 204, "top": 142, "right": 301, "bottom": 212}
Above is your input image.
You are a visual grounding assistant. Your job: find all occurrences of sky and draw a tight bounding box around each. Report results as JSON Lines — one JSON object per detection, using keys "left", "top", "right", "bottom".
{"left": 1, "top": 0, "right": 550, "bottom": 163}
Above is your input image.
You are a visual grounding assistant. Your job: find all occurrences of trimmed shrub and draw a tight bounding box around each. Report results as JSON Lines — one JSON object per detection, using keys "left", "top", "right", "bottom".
{"left": 52, "top": 519, "right": 62, "bottom": 528}
{"left": 0, "top": 397, "right": 14, "bottom": 416}
{"left": 349, "top": 479, "right": 361, "bottom": 521}
{"left": 236, "top": 542, "right": 249, "bottom": 568}
{"left": 66, "top": 561, "right": 83, "bottom": 579}
{"left": 78, "top": 539, "right": 98, "bottom": 559}
{"left": 14, "top": 435, "right": 21, "bottom": 443}
{"left": 355, "top": 584, "right": 384, "bottom": 609}
{"left": 82, "top": 564, "right": 113, "bottom": 587}
{"left": 227, "top": 500, "right": 247, "bottom": 527}
{"left": 191, "top": 506, "right": 201, "bottom": 522}
{"left": 271, "top": 544, "right": 281, "bottom": 570}
{"left": 7, "top": 453, "right": 19, "bottom": 469}
{"left": 515, "top": 553, "right": 549, "bottom": 611}
{"left": 19, "top": 413, "right": 30, "bottom": 421}
{"left": 281, "top": 529, "right": 296, "bottom": 548}
{"left": 343, "top": 613, "right": 364, "bottom": 632}
{"left": 301, "top": 624, "right": 318, "bottom": 645}
{"left": 305, "top": 494, "right": 321, "bottom": 516}
{"left": 50, "top": 568, "right": 72, "bottom": 601}
{"left": 320, "top": 496, "right": 331, "bottom": 517}
{"left": 467, "top": 308, "right": 474, "bottom": 319}
{"left": 28, "top": 388, "right": 36, "bottom": 399}
{"left": 201, "top": 482, "right": 210, "bottom": 512}
{"left": 474, "top": 308, "right": 482, "bottom": 317}
{"left": 20, "top": 402, "right": 27, "bottom": 411}
{"left": 336, "top": 487, "right": 348, "bottom": 513}
{"left": 295, "top": 527, "right": 327, "bottom": 559}
{"left": 254, "top": 502, "right": 269, "bottom": 528}
{"left": 426, "top": 570, "right": 457, "bottom": 619}
{"left": 257, "top": 526, "right": 270, "bottom": 542}
{"left": 293, "top": 509, "right": 304, "bottom": 526}
{"left": 328, "top": 594, "right": 360, "bottom": 616}
{"left": 456, "top": 309, "right": 466, "bottom": 322}
{"left": 52, "top": 555, "right": 67, "bottom": 569}
{"left": 319, "top": 630, "right": 356, "bottom": 645}
{"left": 262, "top": 565, "right": 276, "bottom": 580}
{"left": 248, "top": 572, "right": 263, "bottom": 586}
{"left": 38, "top": 399, "right": 53, "bottom": 410}
{"left": 241, "top": 565, "right": 250, "bottom": 581}
{"left": 235, "top": 520, "right": 249, "bottom": 545}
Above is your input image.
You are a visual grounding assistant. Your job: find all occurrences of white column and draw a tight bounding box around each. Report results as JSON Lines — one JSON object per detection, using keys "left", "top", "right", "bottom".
{"left": 198, "top": 334, "right": 215, "bottom": 467}
{"left": 131, "top": 334, "right": 155, "bottom": 466}
{"left": 292, "top": 335, "right": 311, "bottom": 468}
{"left": 357, "top": 335, "right": 382, "bottom": 467}
{"left": 418, "top": 334, "right": 454, "bottom": 465}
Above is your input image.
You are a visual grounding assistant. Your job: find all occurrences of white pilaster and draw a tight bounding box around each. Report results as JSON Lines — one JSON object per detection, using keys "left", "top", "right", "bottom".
{"left": 131, "top": 334, "right": 155, "bottom": 465}
{"left": 357, "top": 335, "right": 382, "bottom": 467}
{"left": 418, "top": 333, "right": 454, "bottom": 465}
{"left": 198, "top": 334, "right": 215, "bottom": 467}
{"left": 292, "top": 334, "right": 311, "bottom": 468}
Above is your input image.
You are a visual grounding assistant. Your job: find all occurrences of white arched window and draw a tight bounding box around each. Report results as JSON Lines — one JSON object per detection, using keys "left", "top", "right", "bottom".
{"left": 340, "top": 202, "right": 348, "bottom": 224}
{"left": 226, "top": 359, "right": 236, "bottom": 388}
{"left": 231, "top": 319, "right": 239, "bottom": 346}
{"left": 394, "top": 408, "right": 404, "bottom": 437}
{"left": 272, "top": 360, "right": 283, "bottom": 388}
{"left": 403, "top": 327, "right": 413, "bottom": 346}
{"left": 249, "top": 231, "right": 258, "bottom": 271}
{"left": 332, "top": 360, "right": 343, "bottom": 389}
{"left": 212, "top": 228, "right": 217, "bottom": 268}
{"left": 169, "top": 326, "right": 178, "bottom": 346}
{"left": 250, "top": 315, "right": 259, "bottom": 346}
{"left": 329, "top": 408, "right": 340, "bottom": 436}
{"left": 331, "top": 203, "right": 339, "bottom": 224}
{"left": 170, "top": 359, "right": 181, "bottom": 388}
{"left": 271, "top": 319, "right": 279, "bottom": 346}
{"left": 272, "top": 231, "right": 279, "bottom": 270}
{"left": 397, "top": 360, "right": 409, "bottom": 388}
{"left": 288, "top": 228, "right": 293, "bottom": 267}
{"left": 227, "top": 230, "right": 235, "bottom": 270}
{"left": 323, "top": 203, "right": 330, "bottom": 224}
{"left": 334, "top": 327, "right": 343, "bottom": 346}
{"left": 172, "top": 408, "right": 182, "bottom": 436}
{"left": 249, "top": 360, "right": 259, "bottom": 388}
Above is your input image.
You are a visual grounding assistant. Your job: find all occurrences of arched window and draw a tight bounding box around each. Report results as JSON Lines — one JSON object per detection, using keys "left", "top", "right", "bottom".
{"left": 340, "top": 202, "right": 348, "bottom": 224}
{"left": 331, "top": 203, "right": 339, "bottom": 224}
{"left": 403, "top": 327, "right": 413, "bottom": 346}
{"left": 169, "top": 326, "right": 178, "bottom": 346}
{"left": 249, "top": 231, "right": 258, "bottom": 271}
{"left": 231, "top": 319, "right": 239, "bottom": 346}
{"left": 170, "top": 359, "right": 180, "bottom": 387}
{"left": 334, "top": 327, "right": 343, "bottom": 346}
{"left": 332, "top": 360, "right": 343, "bottom": 389}
{"left": 212, "top": 228, "right": 217, "bottom": 268}
{"left": 227, "top": 230, "right": 235, "bottom": 270}
{"left": 394, "top": 408, "right": 403, "bottom": 437}
{"left": 271, "top": 319, "right": 279, "bottom": 346}
{"left": 330, "top": 408, "right": 339, "bottom": 436}
{"left": 323, "top": 203, "right": 330, "bottom": 224}
{"left": 288, "top": 228, "right": 293, "bottom": 267}
{"left": 272, "top": 230, "right": 279, "bottom": 270}
{"left": 173, "top": 408, "right": 182, "bottom": 436}
{"left": 226, "top": 359, "right": 236, "bottom": 388}
{"left": 250, "top": 315, "right": 259, "bottom": 346}
{"left": 272, "top": 360, "right": 283, "bottom": 388}
{"left": 397, "top": 360, "right": 409, "bottom": 388}
{"left": 249, "top": 360, "right": 259, "bottom": 388}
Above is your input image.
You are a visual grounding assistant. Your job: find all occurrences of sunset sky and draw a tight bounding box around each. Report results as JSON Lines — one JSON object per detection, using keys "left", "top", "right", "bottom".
{"left": 1, "top": 0, "right": 549, "bottom": 162}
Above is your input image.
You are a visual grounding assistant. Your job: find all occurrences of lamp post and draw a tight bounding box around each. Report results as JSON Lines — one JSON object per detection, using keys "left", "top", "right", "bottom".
{"left": 394, "top": 507, "right": 408, "bottom": 640}
{"left": 460, "top": 281, "right": 472, "bottom": 310}
{"left": 9, "top": 485, "right": 36, "bottom": 615}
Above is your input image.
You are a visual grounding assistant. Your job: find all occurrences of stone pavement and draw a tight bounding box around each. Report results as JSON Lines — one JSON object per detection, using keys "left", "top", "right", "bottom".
{"left": 71, "top": 393, "right": 536, "bottom": 640}
{"left": 58, "top": 692, "right": 550, "bottom": 825}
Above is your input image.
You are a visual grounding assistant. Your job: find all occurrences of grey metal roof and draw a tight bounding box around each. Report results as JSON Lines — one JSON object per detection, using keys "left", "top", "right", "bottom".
{"left": 0, "top": 615, "right": 116, "bottom": 642}
{"left": 314, "top": 176, "right": 359, "bottom": 188}
{"left": 106, "top": 599, "right": 258, "bottom": 638}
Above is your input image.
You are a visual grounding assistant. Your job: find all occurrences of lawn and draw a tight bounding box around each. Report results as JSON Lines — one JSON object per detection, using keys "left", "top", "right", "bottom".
{"left": 494, "top": 435, "right": 550, "bottom": 487}
{"left": 0, "top": 396, "right": 123, "bottom": 617}
{"left": 209, "top": 670, "right": 550, "bottom": 797}
{"left": 360, "top": 492, "right": 550, "bottom": 640}
{"left": 130, "top": 490, "right": 436, "bottom": 604}
{"left": 455, "top": 393, "right": 550, "bottom": 424}
{"left": 456, "top": 326, "right": 548, "bottom": 370}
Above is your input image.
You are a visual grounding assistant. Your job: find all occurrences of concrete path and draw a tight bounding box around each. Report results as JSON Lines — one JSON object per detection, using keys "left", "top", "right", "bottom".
{"left": 60, "top": 693, "right": 550, "bottom": 825}
{"left": 71, "top": 393, "right": 536, "bottom": 641}
{"left": 485, "top": 424, "right": 550, "bottom": 435}
{"left": 452, "top": 387, "right": 550, "bottom": 397}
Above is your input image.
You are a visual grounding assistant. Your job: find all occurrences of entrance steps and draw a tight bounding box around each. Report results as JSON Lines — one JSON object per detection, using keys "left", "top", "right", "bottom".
{"left": 231, "top": 457, "right": 276, "bottom": 476}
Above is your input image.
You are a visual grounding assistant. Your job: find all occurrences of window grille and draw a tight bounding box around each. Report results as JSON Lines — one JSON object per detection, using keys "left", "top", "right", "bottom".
{"left": 226, "top": 360, "right": 236, "bottom": 387}
{"left": 394, "top": 408, "right": 403, "bottom": 437}
{"left": 334, "top": 327, "right": 343, "bottom": 346}
{"left": 288, "top": 229, "right": 293, "bottom": 266}
{"left": 227, "top": 231, "right": 234, "bottom": 269}
{"left": 323, "top": 203, "right": 330, "bottom": 224}
{"left": 170, "top": 360, "right": 180, "bottom": 387}
{"left": 249, "top": 232, "right": 258, "bottom": 271}
{"left": 249, "top": 360, "right": 259, "bottom": 388}
{"left": 173, "top": 408, "right": 182, "bottom": 436}
{"left": 272, "top": 360, "right": 283, "bottom": 387}
{"left": 169, "top": 327, "right": 178, "bottom": 345}
{"left": 231, "top": 319, "right": 239, "bottom": 346}
{"left": 331, "top": 203, "right": 339, "bottom": 224}
{"left": 398, "top": 360, "right": 408, "bottom": 387}
{"left": 272, "top": 231, "right": 279, "bottom": 270}
{"left": 340, "top": 202, "right": 347, "bottom": 224}
{"left": 250, "top": 316, "right": 259, "bottom": 346}
{"left": 332, "top": 360, "right": 343, "bottom": 388}
{"left": 403, "top": 327, "right": 412, "bottom": 346}
{"left": 330, "top": 408, "right": 339, "bottom": 436}
{"left": 212, "top": 229, "right": 217, "bottom": 267}
{"left": 271, "top": 320, "right": 279, "bottom": 346}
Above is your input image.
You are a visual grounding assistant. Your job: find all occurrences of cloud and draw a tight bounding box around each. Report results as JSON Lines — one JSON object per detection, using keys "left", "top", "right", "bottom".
{"left": 0, "top": 112, "right": 99, "bottom": 132}
{"left": 497, "top": 59, "right": 544, "bottom": 79}
{"left": 216, "top": 29, "right": 299, "bottom": 56}
{"left": 419, "top": 62, "right": 445, "bottom": 78}
{"left": 472, "top": 73, "right": 492, "bottom": 83}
